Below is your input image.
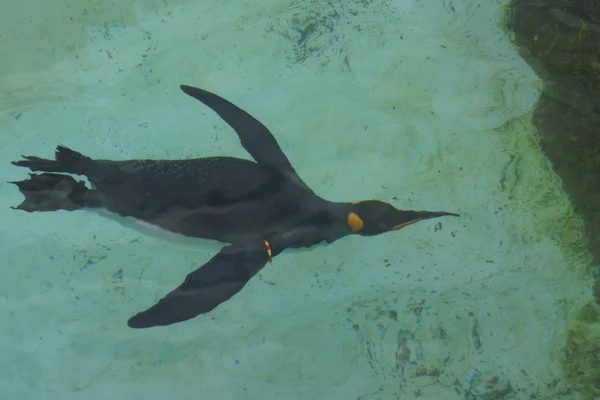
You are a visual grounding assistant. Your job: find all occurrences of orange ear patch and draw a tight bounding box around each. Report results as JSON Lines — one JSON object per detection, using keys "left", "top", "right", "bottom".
{"left": 348, "top": 212, "right": 364, "bottom": 233}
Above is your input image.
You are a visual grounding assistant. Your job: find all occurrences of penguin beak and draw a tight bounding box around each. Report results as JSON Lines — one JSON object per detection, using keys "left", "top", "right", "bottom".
{"left": 391, "top": 211, "right": 459, "bottom": 231}
{"left": 391, "top": 219, "right": 425, "bottom": 230}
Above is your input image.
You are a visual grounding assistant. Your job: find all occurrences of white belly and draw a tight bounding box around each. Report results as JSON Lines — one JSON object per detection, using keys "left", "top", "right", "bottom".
{"left": 92, "top": 209, "right": 224, "bottom": 250}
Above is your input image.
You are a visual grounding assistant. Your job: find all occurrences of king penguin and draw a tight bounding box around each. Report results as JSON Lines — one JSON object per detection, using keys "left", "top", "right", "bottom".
{"left": 10, "top": 85, "right": 459, "bottom": 328}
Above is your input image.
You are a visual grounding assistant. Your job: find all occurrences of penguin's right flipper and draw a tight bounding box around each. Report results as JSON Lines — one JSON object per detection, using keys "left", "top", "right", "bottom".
{"left": 179, "top": 85, "right": 310, "bottom": 190}
{"left": 127, "top": 243, "right": 270, "bottom": 329}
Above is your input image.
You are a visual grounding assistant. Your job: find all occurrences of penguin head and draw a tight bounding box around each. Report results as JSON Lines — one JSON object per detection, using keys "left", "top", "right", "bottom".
{"left": 346, "top": 200, "right": 459, "bottom": 236}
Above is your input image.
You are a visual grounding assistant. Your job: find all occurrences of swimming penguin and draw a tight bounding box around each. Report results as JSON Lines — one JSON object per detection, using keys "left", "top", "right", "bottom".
{"left": 10, "top": 85, "right": 459, "bottom": 329}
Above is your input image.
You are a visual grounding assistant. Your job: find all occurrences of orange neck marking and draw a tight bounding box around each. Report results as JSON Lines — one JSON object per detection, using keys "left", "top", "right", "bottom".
{"left": 263, "top": 239, "right": 273, "bottom": 263}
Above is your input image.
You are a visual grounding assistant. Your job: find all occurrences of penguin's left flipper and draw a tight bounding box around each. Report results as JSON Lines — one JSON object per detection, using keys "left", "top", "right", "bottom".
{"left": 179, "top": 85, "right": 310, "bottom": 190}
{"left": 127, "top": 243, "right": 269, "bottom": 329}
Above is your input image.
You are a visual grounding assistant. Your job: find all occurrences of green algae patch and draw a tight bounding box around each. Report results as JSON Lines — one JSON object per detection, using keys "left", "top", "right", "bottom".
{"left": 563, "top": 301, "right": 600, "bottom": 399}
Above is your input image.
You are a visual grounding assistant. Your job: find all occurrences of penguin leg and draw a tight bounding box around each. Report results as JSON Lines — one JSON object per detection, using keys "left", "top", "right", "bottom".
{"left": 127, "top": 242, "right": 270, "bottom": 329}
{"left": 11, "top": 145, "right": 91, "bottom": 175}
{"left": 10, "top": 173, "right": 100, "bottom": 212}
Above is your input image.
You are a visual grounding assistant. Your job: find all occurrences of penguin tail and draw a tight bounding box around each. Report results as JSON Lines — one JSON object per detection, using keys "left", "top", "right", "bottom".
{"left": 11, "top": 145, "right": 91, "bottom": 175}
{"left": 9, "top": 173, "right": 96, "bottom": 212}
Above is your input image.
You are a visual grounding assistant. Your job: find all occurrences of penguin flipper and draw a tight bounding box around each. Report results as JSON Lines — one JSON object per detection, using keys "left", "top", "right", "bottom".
{"left": 179, "top": 85, "right": 309, "bottom": 189}
{"left": 127, "top": 243, "right": 269, "bottom": 329}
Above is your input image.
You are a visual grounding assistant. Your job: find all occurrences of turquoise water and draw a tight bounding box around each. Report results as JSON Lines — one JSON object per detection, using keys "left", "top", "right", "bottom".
{"left": 0, "top": 1, "right": 592, "bottom": 399}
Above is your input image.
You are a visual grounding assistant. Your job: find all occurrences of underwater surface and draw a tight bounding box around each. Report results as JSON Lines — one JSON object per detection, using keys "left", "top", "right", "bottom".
{"left": 0, "top": 0, "right": 597, "bottom": 399}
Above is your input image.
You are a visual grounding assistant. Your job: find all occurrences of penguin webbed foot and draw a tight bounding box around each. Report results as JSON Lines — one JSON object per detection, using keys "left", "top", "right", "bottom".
{"left": 10, "top": 173, "right": 86, "bottom": 212}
